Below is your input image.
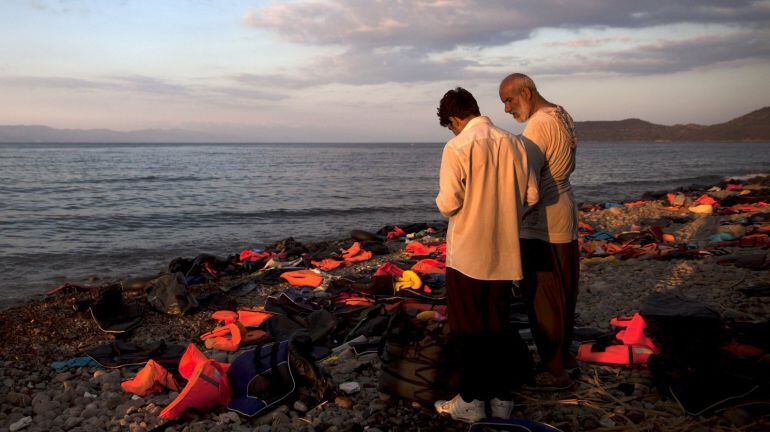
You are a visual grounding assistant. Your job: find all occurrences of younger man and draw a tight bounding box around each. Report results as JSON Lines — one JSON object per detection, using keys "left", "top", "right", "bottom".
{"left": 434, "top": 87, "right": 536, "bottom": 422}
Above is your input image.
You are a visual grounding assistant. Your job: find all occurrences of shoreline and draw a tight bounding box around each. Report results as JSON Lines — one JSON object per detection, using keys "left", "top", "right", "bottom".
{"left": 3, "top": 168, "right": 768, "bottom": 311}
{"left": 0, "top": 176, "right": 768, "bottom": 431}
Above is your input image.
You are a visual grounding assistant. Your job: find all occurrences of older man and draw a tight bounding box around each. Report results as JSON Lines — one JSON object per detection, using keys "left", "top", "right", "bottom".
{"left": 433, "top": 87, "right": 536, "bottom": 422}
{"left": 499, "top": 73, "right": 579, "bottom": 389}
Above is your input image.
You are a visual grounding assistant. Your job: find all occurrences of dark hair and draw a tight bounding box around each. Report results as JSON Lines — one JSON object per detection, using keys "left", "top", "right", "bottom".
{"left": 437, "top": 87, "right": 481, "bottom": 127}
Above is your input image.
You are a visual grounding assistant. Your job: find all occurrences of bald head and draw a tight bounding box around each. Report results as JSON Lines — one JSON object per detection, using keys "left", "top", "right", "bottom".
{"left": 499, "top": 73, "right": 537, "bottom": 95}
{"left": 499, "top": 73, "right": 540, "bottom": 123}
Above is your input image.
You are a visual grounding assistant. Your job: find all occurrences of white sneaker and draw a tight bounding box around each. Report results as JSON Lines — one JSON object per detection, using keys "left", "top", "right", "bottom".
{"left": 489, "top": 397, "right": 514, "bottom": 419}
{"left": 434, "top": 394, "right": 485, "bottom": 423}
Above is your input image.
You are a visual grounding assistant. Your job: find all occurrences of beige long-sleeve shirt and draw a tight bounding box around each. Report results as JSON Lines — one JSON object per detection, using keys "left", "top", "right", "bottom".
{"left": 521, "top": 106, "right": 578, "bottom": 243}
{"left": 436, "top": 116, "right": 537, "bottom": 281}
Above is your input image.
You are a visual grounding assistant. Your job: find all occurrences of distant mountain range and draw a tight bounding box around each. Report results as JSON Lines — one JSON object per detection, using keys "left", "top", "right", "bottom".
{"left": 0, "top": 125, "right": 234, "bottom": 143}
{"left": 575, "top": 106, "right": 770, "bottom": 142}
{"left": 1, "top": 107, "right": 768, "bottom": 143}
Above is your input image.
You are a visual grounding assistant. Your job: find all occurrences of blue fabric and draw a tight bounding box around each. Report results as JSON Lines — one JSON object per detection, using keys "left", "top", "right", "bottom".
{"left": 186, "top": 275, "right": 207, "bottom": 285}
{"left": 584, "top": 231, "right": 615, "bottom": 241}
{"left": 423, "top": 273, "right": 446, "bottom": 285}
{"left": 709, "top": 232, "right": 736, "bottom": 242}
{"left": 227, "top": 341, "right": 293, "bottom": 417}
{"left": 50, "top": 357, "right": 98, "bottom": 370}
{"left": 603, "top": 202, "right": 622, "bottom": 208}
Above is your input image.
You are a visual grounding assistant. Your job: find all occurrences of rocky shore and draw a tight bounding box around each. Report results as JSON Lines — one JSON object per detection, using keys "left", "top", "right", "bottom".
{"left": 1, "top": 178, "right": 768, "bottom": 432}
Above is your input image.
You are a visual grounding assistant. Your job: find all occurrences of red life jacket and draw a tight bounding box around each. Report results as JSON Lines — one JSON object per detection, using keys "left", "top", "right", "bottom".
{"left": 577, "top": 313, "right": 660, "bottom": 366}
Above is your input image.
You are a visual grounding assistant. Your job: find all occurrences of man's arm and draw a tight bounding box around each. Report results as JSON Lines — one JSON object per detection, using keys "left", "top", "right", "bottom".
{"left": 516, "top": 135, "right": 542, "bottom": 210}
{"left": 436, "top": 145, "right": 465, "bottom": 217}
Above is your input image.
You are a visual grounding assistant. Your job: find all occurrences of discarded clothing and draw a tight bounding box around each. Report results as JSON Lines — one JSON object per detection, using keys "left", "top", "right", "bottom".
{"left": 160, "top": 359, "right": 232, "bottom": 419}
{"left": 577, "top": 313, "right": 660, "bottom": 366}
{"left": 50, "top": 357, "right": 98, "bottom": 370}
{"left": 239, "top": 249, "right": 270, "bottom": 263}
{"left": 374, "top": 262, "right": 405, "bottom": 277}
{"left": 341, "top": 242, "right": 373, "bottom": 263}
{"left": 201, "top": 322, "right": 271, "bottom": 352}
{"left": 394, "top": 270, "right": 422, "bottom": 291}
{"left": 584, "top": 231, "right": 614, "bottom": 241}
{"left": 385, "top": 226, "right": 406, "bottom": 240}
{"left": 178, "top": 343, "right": 230, "bottom": 381}
{"left": 350, "top": 229, "right": 384, "bottom": 242}
{"left": 227, "top": 341, "right": 294, "bottom": 417}
{"left": 411, "top": 259, "right": 446, "bottom": 275}
{"left": 88, "top": 284, "right": 143, "bottom": 334}
{"left": 280, "top": 269, "right": 323, "bottom": 288}
{"left": 85, "top": 340, "right": 186, "bottom": 369}
{"left": 121, "top": 359, "right": 180, "bottom": 397}
{"left": 146, "top": 272, "right": 199, "bottom": 316}
{"left": 311, "top": 258, "right": 343, "bottom": 272}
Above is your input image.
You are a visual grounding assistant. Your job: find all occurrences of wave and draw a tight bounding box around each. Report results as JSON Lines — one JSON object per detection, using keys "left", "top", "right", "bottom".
{"left": 65, "top": 175, "right": 214, "bottom": 185}
{"left": 2, "top": 204, "right": 436, "bottom": 228}
{"left": 723, "top": 172, "right": 770, "bottom": 181}
{"left": 578, "top": 174, "right": 724, "bottom": 189}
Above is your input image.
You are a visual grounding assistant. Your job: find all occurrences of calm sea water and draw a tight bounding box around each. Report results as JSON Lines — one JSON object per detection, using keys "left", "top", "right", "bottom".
{"left": 1, "top": 141, "right": 769, "bottom": 306}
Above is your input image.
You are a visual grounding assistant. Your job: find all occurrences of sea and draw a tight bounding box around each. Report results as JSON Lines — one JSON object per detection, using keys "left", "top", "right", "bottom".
{"left": 1, "top": 141, "right": 769, "bottom": 307}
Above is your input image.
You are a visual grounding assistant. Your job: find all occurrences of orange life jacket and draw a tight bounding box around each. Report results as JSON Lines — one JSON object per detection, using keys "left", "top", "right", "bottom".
{"left": 280, "top": 269, "right": 323, "bottom": 288}
{"left": 160, "top": 359, "right": 232, "bottom": 419}
{"left": 386, "top": 226, "right": 406, "bottom": 240}
{"left": 342, "top": 242, "right": 373, "bottom": 262}
{"left": 311, "top": 258, "right": 343, "bottom": 272}
{"left": 121, "top": 359, "right": 179, "bottom": 397}
{"left": 201, "top": 310, "right": 274, "bottom": 351}
{"left": 201, "top": 322, "right": 271, "bottom": 352}
{"left": 178, "top": 343, "right": 230, "bottom": 381}
{"left": 411, "top": 259, "right": 446, "bottom": 275}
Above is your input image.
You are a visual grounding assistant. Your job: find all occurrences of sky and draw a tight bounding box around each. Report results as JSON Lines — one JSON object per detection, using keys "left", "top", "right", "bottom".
{"left": 0, "top": 0, "right": 768, "bottom": 142}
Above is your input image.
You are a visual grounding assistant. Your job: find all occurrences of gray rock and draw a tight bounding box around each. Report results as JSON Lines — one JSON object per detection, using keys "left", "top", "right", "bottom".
{"left": 32, "top": 401, "right": 53, "bottom": 416}
{"left": 9, "top": 416, "right": 32, "bottom": 432}
{"left": 8, "top": 411, "right": 25, "bottom": 425}
{"left": 368, "top": 400, "right": 388, "bottom": 413}
{"left": 80, "top": 407, "right": 98, "bottom": 419}
{"left": 65, "top": 406, "right": 83, "bottom": 418}
{"left": 34, "top": 419, "right": 52, "bottom": 431}
{"left": 217, "top": 412, "right": 241, "bottom": 424}
{"left": 63, "top": 416, "right": 82, "bottom": 430}
{"left": 54, "top": 372, "right": 73, "bottom": 383}
{"left": 6, "top": 392, "right": 31, "bottom": 407}
{"left": 293, "top": 400, "right": 308, "bottom": 413}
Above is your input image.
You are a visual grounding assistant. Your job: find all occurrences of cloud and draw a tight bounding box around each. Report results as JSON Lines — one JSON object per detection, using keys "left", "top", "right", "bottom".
{"left": 110, "top": 75, "right": 191, "bottom": 95}
{"left": 504, "top": 28, "right": 770, "bottom": 76}
{"left": 544, "top": 37, "right": 633, "bottom": 48}
{"left": 244, "top": 0, "right": 770, "bottom": 50}
{"left": 240, "top": 0, "right": 770, "bottom": 86}
{"left": 0, "top": 74, "right": 288, "bottom": 107}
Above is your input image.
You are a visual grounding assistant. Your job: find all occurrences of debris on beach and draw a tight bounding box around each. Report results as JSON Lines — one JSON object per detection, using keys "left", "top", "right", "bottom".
{"left": 0, "top": 177, "right": 768, "bottom": 431}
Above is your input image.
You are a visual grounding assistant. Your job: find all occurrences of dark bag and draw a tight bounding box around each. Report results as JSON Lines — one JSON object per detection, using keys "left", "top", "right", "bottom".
{"left": 227, "top": 335, "right": 335, "bottom": 418}
{"left": 377, "top": 308, "right": 455, "bottom": 405}
{"left": 87, "top": 284, "right": 143, "bottom": 334}
{"left": 146, "top": 272, "right": 198, "bottom": 316}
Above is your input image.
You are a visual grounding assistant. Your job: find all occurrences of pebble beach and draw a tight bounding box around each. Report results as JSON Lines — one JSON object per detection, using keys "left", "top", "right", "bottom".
{"left": 0, "top": 178, "right": 768, "bottom": 432}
